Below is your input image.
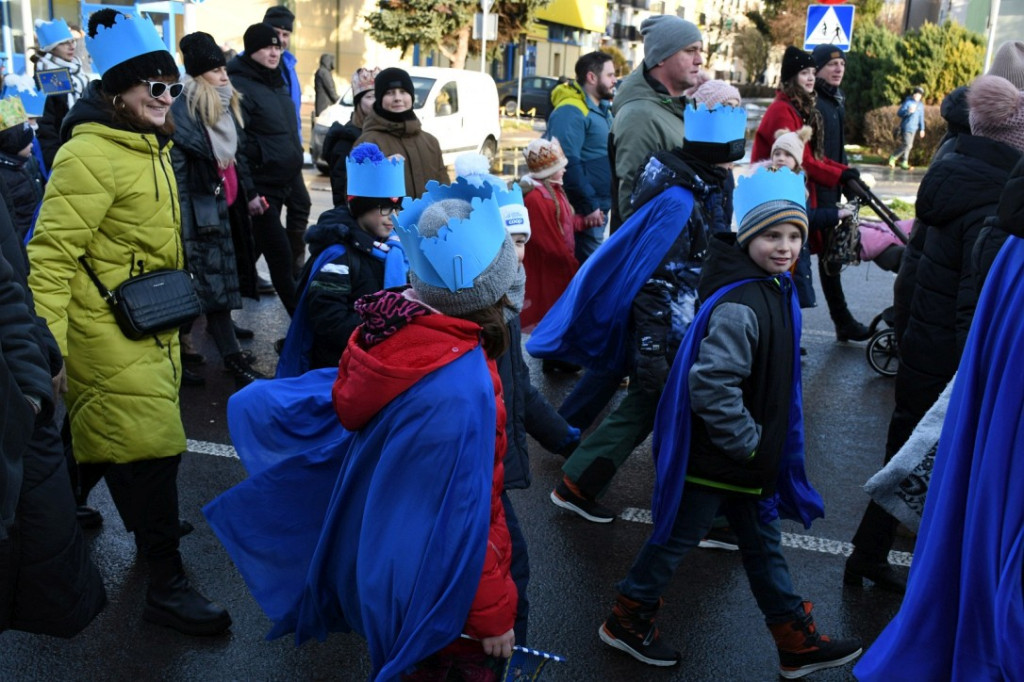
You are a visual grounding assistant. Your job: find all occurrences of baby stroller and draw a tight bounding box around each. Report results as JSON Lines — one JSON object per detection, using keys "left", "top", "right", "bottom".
{"left": 825, "top": 177, "right": 910, "bottom": 377}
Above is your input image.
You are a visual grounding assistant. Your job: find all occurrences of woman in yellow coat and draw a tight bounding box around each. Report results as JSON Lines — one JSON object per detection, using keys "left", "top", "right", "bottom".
{"left": 27, "top": 10, "right": 230, "bottom": 637}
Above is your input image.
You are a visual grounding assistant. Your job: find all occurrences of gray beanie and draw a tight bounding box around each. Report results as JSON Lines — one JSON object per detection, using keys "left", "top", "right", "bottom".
{"left": 988, "top": 41, "right": 1024, "bottom": 90}
{"left": 410, "top": 199, "right": 519, "bottom": 316}
{"left": 641, "top": 16, "right": 702, "bottom": 69}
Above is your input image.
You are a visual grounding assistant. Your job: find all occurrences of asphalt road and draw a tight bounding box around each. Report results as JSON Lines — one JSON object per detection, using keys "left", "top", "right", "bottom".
{"left": 1, "top": 166, "right": 922, "bottom": 681}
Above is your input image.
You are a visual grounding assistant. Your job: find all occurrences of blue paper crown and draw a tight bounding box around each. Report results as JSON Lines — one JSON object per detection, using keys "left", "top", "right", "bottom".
{"left": 734, "top": 166, "right": 808, "bottom": 227}
{"left": 35, "top": 18, "right": 73, "bottom": 50}
{"left": 683, "top": 102, "right": 748, "bottom": 144}
{"left": 394, "top": 178, "right": 507, "bottom": 292}
{"left": 454, "top": 156, "right": 532, "bottom": 236}
{"left": 85, "top": 13, "right": 169, "bottom": 76}
{"left": 16, "top": 89, "right": 47, "bottom": 118}
{"left": 346, "top": 143, "right": 406, "bottom": 198}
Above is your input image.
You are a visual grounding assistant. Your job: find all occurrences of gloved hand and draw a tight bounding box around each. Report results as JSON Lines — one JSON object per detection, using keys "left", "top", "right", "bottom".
{"left": 635, "top": 353, "right": 670, "bottom": 395}
{"left": 840, "top": 167, "right": 861, "bottom": 184}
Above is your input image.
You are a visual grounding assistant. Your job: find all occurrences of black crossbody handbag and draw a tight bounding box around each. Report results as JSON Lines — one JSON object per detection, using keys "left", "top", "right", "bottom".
{"left": 78, "top": 256, "right": 201, "bottom": 340}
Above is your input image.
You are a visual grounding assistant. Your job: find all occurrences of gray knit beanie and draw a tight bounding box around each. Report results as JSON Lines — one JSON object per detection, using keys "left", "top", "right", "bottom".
{"left": 988, "top": 41, "right": 1024, "bottom": 90}
{"left": 410, "top": 199, "right": 519, "bottom": 316}
{"left": 641, "top": 16, "right": 702, "bottom": 69}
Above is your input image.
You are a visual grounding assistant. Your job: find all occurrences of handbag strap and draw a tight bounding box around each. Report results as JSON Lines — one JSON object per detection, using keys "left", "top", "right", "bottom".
{"left": 77, "top": 256, "right": 117, "bottom": 304}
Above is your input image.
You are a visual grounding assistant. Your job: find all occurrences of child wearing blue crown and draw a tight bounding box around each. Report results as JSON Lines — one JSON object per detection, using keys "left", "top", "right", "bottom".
{"left": 597, "top": 166, "right": 863, "bottom": 679}
{"left": 535, "top": 82, "right": 746, "bottom": 523}
{"left": 206, "top": 177, "right": 519, "bottom": 678}
{"left": 275, "top": 142, "right": 408, "bottom": 377}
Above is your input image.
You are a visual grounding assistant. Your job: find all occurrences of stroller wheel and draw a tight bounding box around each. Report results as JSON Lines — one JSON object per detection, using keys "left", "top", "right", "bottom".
{"left": 867, "top": 328, "right": 899, "bottom": 377}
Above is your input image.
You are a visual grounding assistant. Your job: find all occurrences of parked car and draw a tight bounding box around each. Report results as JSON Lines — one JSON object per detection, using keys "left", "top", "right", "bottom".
{"left": 497, "top": 76, "right": 559, "bottom": 118}
{"left": 311, "top": 66, "right": 501, "bottom": 173}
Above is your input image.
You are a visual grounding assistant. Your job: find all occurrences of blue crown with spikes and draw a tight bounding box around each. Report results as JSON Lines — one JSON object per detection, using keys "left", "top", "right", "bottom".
{"left": 454, "top": 153, "right": 531, "bottom": 235}
{"left": 345, "top": 143, "right": 406, "bottom": 198}
{"left": 35, "top": 18, "right": 73, "bottom": 50}
{"left": 734, "top": 166, "right": 807, "bottom": 226}
{"left": 16, "top": 89, "right": 47, "bottom": 118}
{"left": 394, "top": 177, "right": 507, "bottom": 292}
{"left": 85, "top": 13, "right": 168, "bottom": 76}
{"left": 683, "top": 102, "right": 748, "bottom": 144}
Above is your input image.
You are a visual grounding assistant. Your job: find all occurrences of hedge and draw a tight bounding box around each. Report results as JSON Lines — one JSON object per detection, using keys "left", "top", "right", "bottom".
{"left": 862, "top": 104, "right": 948, "bottom": 167}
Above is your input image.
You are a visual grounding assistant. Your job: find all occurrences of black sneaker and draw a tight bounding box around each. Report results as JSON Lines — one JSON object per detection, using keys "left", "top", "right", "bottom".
{"left": 699, "top": 525, "right": 740, "bottom": 551}
{"left": 550, "top": 479, "right": 615, "bottom": 523}
{"left": 598, "top": 598, "right": 680, "bottom": 667}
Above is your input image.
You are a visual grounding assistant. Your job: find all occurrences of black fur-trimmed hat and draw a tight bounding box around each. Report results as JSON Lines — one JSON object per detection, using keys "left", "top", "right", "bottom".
{"left": 180, "top": 32, "right": 225, "bottom": 78}
{"left": 781, "top": 46, "right": 816, "bottom": 85}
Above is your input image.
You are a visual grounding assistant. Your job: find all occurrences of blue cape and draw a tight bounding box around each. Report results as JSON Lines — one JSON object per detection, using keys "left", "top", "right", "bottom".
{"left": 205, "top": 349, "right": 496, "bottom": 681}
{"left": 855, "top": 236, "right": 1024, "bottom": 681}
{"left": 650, "top": 274, "right": 823, "bottom": 545}
{"left": 525, "top": 185, "right": 695, "bottom": 372}
{"left": 276, "top": 240, "right": 407, "bottom": 379}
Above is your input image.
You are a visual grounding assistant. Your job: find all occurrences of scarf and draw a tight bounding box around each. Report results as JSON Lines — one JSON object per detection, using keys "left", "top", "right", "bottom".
{"left": 37, "top": 53, "right": 90, "bottom": 105}
{"left": 208, "top": 84, "right": 238, "bottom": 169}
{"left": 503, "top": 264, "right": 526, "bottom": 322}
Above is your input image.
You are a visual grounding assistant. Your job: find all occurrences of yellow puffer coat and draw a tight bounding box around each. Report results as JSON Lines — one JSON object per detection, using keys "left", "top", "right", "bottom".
{"left": 28, "top": 121, "right": 186, "bottom": 464}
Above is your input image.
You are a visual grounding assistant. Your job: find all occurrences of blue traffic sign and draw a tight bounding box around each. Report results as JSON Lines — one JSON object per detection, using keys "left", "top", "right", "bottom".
{"left": 804, "top": 4, "right": 855, "bottom": 51}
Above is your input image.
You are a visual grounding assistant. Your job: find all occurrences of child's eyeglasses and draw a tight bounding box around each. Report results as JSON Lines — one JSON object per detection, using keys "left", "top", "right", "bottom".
{"left": 378, "top": 206, "right": 398, "bottom": 217}
{"left": 139, "top": 80, "right": 185, "bottom": 100}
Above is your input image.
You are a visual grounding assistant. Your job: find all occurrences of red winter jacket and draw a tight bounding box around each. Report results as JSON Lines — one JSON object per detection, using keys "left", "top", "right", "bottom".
{"left": 520, "top": 180, "right": 581, "bottom": 330}
{"left": 751, "top": 91, "right": 847, "bottom": 209}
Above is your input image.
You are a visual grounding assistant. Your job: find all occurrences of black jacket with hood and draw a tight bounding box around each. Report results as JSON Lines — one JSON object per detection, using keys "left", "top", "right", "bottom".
{"left": 314, "top": 54, "right": 340, "bottom": 116}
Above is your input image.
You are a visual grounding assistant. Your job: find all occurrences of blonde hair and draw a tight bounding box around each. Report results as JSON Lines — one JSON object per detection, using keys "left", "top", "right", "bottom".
{"left": 184, "top": 75, "right": 243, "bottom": 129}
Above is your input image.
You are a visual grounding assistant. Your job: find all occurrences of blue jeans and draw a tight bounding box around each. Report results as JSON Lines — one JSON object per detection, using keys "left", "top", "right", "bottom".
{"left": 575, "top": 225, "right": 605, "bottom": 264}
{"left": 617, "top": 485, "right": 803, "bottom": 624}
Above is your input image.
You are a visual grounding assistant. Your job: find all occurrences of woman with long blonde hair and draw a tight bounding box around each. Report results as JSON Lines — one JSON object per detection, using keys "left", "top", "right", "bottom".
{"left": 171, "top": 31, "right": 266, "bottom": 384}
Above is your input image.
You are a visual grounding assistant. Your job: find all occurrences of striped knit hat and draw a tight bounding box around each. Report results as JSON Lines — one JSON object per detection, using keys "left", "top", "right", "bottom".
{"left": 734, "top": 167, "right": 808, "bottom": 247}
{"left": 737, "top": 200, "right": 808, "bottom": 247}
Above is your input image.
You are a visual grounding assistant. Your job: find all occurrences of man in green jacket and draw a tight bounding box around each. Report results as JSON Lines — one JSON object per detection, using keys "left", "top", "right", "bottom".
{"left": 611, "top": 16, "right": 703, "bottom": 227}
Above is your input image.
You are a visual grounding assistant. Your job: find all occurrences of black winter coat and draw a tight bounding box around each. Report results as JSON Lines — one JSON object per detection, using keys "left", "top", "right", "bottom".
{"left": 170, "top": 96, "right": 257, "bottom": 309}
{"left": 35, "top": 94, "right": 69, "bottom": 172}
{"left": 323, "top": 118, "right": 361, "bottom": 207}
{"left": 814, "top": 81, "right": 847, "bottom": 209}
{"left": 888, "top": 134, "right": 1021, "bottom": 457}
{"left": 301, "top": 206, "right": 388, "bottom": 369}
{"left": 974, "top": 155, "right": 1024, "bottom": 287}
{"left": 0, "top": 153, "right": 44, "bottom": 241}
{"left": 0, "top": 196, "right": 105, "bottom": 637}
{"left": 228, "top": 55, "right": 304, "bottom": 198}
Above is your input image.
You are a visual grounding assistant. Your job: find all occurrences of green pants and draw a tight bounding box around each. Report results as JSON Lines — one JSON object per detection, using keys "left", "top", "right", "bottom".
{"left": 562, "top": 381, "right": 659, "bottom": 498}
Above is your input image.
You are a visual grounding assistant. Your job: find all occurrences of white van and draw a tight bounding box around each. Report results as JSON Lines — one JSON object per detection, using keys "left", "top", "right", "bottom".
{"left": 311, "top": 66, "right": 501, "bottom": 172}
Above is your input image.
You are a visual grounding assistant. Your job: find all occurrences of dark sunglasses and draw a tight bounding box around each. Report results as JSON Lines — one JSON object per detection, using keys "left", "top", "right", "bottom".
{"left": 139, "top": 80, "right": 184, "bottom": 100}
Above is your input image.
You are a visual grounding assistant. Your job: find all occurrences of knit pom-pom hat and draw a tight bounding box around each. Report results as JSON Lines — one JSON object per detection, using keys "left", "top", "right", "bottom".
{"left": 968, "top": 75, "right": 1024, "bottom": 153}
{"left": 771, "top": 126, "right": 812, "bottom": 168}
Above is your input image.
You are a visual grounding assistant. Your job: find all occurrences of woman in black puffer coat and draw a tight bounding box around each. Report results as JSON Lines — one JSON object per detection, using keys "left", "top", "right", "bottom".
{"left": 172, "top": 32, "right": 265, "bottom": 384}
{"left": 846, "top": 75, "right": 1024, "bottom": 589}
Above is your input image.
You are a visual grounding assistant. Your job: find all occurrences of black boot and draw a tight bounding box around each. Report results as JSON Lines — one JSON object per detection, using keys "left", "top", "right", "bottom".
{"left": 224, "top": 351, "right": 269, "bottom": 385}
{"left": 818, "top": 263, "right": 871, "bottom": 342}
{"left": 834, "top": 316, "right": 872, "bottom": 342}
{"left": 843, "top": 551, "right": 907, "bottom": 593}
{"left": 144, "top": 555, "right": 231, "bottom": 636}
{"left": 599, "top": 594, "right": 680, "bottom": 666}
{"left": 768, "top": 601, "right": 862, "bottom": 679}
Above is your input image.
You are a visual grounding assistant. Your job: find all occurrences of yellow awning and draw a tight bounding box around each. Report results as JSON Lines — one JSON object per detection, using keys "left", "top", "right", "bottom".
{"left": 536, "top": 0, "right": 607, "bottom": 34}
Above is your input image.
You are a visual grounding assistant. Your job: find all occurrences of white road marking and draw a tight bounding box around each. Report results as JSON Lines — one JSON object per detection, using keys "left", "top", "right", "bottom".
{"left": 621, "top": 507, "right": 913, "bottom": 567}
{"left": 184, "top": 439, "right": 914, "bottom": 568}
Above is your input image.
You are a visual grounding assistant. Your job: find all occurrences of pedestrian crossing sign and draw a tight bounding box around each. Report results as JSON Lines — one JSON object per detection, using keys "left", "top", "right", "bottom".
{"left": 804, "top": 4, "right": 855, "bottom": 52}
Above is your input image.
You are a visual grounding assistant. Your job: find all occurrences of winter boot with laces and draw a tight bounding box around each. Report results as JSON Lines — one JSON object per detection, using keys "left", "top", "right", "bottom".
{"left": 768, "top": 601, "right": 862, "bottom": 679}
{"left": 224, "top": 351, "right": 268, "bottom": 385}
{"left": 598, "top": 594, "right": 681, "bottom": 667}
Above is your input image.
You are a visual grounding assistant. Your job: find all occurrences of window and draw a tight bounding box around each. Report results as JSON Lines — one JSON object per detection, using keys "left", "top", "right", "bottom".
{"left": 435, "top": 81, "right": 458, "bottom": 116}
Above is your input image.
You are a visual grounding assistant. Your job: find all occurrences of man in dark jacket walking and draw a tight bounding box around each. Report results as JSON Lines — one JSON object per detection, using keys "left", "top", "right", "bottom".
{"left": 313, "top": 53, "right": 339, "bottom": 120}
{"left": 263, "top": 5, "right": 313, "bottom": 277}
{"left": 812, "top": 44, "right": 871, "bottom": 342}
{"left": 229, "top": 23, "right": 304, "bottom": 314}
